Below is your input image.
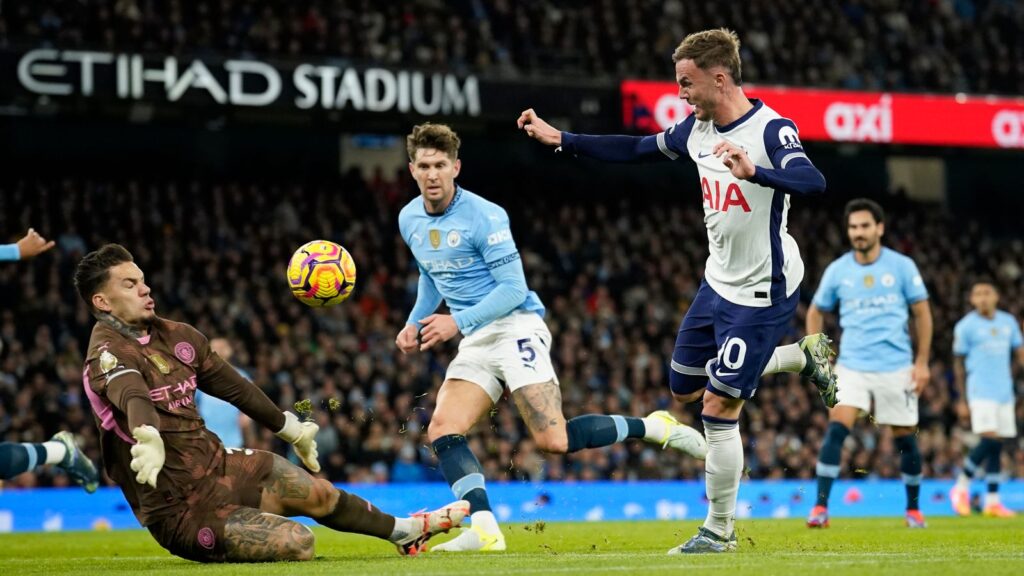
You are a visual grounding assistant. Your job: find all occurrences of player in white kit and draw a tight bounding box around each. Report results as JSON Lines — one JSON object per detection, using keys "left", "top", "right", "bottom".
{"left": 518, "top": 29, "right": 838, "bottom": 553}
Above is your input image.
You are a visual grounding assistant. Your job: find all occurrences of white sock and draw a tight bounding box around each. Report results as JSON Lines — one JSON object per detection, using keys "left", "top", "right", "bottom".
{"left": 984, "top": 492, "right": 1000, "bottom": 506}
{"left": 702, "top": 420, "right": 742, "bottom": 538}
{"left": 642, "top": 416, "right": 669, "bottom": 443}
{"left": 470, "top": 510, "right": 499, "bottom": 534}
{"left": 761, "top": 343, "right": 806, "bottom": 375}
{"left": 389, "top": 516, "right": 417, "bottom": 543}
{"left": 956, "top": 473, "right": 971, "bottom": 490}
{"left": 43, "top": 441, "right": 67, "bottom": 465}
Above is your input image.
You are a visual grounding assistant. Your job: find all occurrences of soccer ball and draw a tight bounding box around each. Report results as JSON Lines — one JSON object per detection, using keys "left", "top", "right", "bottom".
{"left": 286, "top": 240, "right": 356, "bottom": 307}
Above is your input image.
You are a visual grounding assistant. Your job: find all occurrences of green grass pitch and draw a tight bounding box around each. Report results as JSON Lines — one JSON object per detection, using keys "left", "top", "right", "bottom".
{"left": 2, "top": 517, "right": 1021, "bottom": 575}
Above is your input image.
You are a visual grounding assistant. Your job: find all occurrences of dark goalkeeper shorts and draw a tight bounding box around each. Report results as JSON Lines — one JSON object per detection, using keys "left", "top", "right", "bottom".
{"left": 147, "top": 448, "right": 275, "bottom": 563}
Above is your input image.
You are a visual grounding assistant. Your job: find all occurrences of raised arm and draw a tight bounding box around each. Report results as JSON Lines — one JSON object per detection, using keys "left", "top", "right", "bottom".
{"left": 517, "top": 108, "right": 680, "bottom": 163}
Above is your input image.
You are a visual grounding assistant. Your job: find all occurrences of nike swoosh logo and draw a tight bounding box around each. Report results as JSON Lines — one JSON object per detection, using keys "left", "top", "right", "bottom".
{"left": 716, "top": 371, "right": 738, "bottom": 377}
{"left": 697, "top": 151, "right": 712, "bottom": 158}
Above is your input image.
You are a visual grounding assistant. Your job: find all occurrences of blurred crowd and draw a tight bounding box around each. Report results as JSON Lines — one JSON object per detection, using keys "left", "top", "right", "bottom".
{"left": 1, "top": 0, "right": 1021, "bottom": 95}
{"left": 0, "top": 171, "right": 1021, "bottom": 491}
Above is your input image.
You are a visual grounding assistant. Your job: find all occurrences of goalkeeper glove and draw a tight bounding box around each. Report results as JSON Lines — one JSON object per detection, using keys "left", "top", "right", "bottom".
{"left": 275, "top": 411, "right": 321, "bottom": 473}
{"left": 130, "top": 425, "right": 165, "bottom": 488}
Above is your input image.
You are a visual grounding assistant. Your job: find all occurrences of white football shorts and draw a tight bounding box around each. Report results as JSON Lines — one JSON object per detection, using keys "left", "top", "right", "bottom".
{"left": 969, "top": 399, "right": 1017, "bottom": 438}
{"left": 835, "top": 364, "right": 918, "bottom": 426}
{"left": 446, "top": 311, "right": 558, "bottom": 403}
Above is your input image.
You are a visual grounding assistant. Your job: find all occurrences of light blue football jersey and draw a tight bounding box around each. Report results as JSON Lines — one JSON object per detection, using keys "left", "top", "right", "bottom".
{"left": 398, "top": 186, "right": 544, "bottom": 333}
{"left": 953, "top": 310, "right": 1022, "bottom": 403}
{"left": 812, "top": 247, "right": 928, "bottom": 371}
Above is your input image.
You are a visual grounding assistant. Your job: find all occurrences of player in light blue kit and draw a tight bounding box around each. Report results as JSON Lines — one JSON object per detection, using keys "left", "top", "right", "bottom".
{"left": 949, "top": 280, "right": 1023, "bottom": 518}
{"left": 396, "top": 123, "right": 707, "bottom": 552}
{"left": 807, "top": 198, "right": 933, "bottom": 528}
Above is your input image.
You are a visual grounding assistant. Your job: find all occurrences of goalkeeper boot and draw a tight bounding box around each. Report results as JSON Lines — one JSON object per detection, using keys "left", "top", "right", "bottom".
{"left": 395, "top": 499, "right": 470, "bottom": 556}
{"left": 645, "top": 410, "right": 707, "bottom": 460}
{"left": 51, "top": 431, "right": 99, "bottom": 494}
{"left": 799, "top": 333, "right": 839, "bottom": 408}
{"left": 806, "top": 505, "right": 830, "bottom": 528}
{"left": 667, "top": 527, "right": 737, "bottom": 554}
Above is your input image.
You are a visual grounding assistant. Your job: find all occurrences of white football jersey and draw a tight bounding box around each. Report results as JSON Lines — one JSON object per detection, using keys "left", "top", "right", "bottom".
{"left": 657, "top": 100, "right": 811, "bottom": 307}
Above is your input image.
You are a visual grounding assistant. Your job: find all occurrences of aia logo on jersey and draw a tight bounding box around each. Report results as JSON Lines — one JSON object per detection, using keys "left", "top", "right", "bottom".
{"left": 701, "top": 177, "right": 751, "bottom": 213}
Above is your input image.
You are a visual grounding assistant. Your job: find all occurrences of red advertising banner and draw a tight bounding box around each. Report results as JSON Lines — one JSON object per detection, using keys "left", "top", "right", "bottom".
{"left": 621, "top": 80, "right": 1024, "bottom": 149}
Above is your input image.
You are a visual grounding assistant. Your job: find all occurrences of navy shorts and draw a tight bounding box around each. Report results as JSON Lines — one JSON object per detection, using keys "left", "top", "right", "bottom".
{"left": 670, "top": 280, "right": 798, "bottom": 400}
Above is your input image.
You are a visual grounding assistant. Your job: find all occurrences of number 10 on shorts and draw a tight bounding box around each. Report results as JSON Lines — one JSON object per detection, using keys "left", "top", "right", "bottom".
{"left": 717, "top": 337, "right": 747, "bottom": 370}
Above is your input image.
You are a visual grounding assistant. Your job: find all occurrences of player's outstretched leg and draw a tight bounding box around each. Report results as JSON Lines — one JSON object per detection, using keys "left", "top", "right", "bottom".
{"left": 50, "top": 431, "right": 100, "bottom": 493}
{"left": 513, "top": 381, "right": 707, "bottom": 460}
{"left": 894, "top": 431, "right": 926, "bottom": 528}
{"left": 0, "top": 434, "right": 98, "bottom": 492}
{"left": 760, "top": 334, "right": 839, "bottom": 408}
{"left": 258, "top": 454, "right": 468, "bottom": 556}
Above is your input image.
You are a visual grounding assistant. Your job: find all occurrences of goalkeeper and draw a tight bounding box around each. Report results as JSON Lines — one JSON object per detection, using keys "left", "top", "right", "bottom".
{"left": 74, "top": 244, "right": 467, "bottom": 562}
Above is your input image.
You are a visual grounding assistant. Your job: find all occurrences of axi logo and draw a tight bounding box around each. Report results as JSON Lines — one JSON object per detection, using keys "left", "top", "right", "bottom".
{"left": 824, "top": 96, "right": 892, "bottom": 142}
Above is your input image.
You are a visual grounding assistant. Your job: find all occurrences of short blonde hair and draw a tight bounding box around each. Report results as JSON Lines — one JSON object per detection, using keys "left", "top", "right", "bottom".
{"left": 672, "top": 28, "right": 742, "bottom": 84}
{"left": 406, "top": 123, "right": 461, "bottom": 161}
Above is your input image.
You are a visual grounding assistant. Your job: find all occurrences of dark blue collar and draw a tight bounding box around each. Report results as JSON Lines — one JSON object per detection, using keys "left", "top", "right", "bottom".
{"left": 424, "top": 186, "right": 463, "bottom": 217}
{"left": 715, "top": 99, "right": 763, "bottom": 133}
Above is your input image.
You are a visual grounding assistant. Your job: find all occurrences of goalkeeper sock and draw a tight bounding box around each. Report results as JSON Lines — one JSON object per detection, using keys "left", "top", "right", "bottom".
{"left": 433, "top": 434, "right": 492, "bottom": 514}
{"left": 702, "top": 417, "right": 742, "bottom": 538}
{"left": 566, "top": 415, "right": 645, "bottom": 452}
{"left": 315, "top": 488, "right": 395, "bottom": 539}
{"left": 815, "top": 422, "right": 849, "bottom": 507}
{"left": 0, "top": 442, "right": 46, "bottom": 480}
{"left": 895, "top": 434, "right": 922, "bottom": 511}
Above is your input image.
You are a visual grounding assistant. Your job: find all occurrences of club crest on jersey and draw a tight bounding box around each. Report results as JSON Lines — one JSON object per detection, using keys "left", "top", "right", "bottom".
{"left": 429, "top": 229, "right": 441, "bottom": 249}
{"left": 881, "top": 273, "right": 896, "bottom": 287}
{"left": 992, "top": 328, "right": 1000, "bottom": 337}
{"left": 174, "top": 342, "right": 196, "bottom": 364}
{"left": 447, "top": 230, "right": 461, "bottom": 248}
{"left": 147, "top": 353, "right": 172, "bottom": 375}
{"left": 99, "top": 350, "right": 119, "bottom": 374}
{"left": 863, "top": 274, "right": 875, "bottom": 288}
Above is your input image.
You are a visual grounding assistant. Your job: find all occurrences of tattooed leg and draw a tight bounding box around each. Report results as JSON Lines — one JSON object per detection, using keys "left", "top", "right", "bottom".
{"left": 259, "top": 454, "right": 395, "bottom": 539}
{"left": 511, "top": 380, "right": 569, "bottom": 453}
{"left": 223, "top": 507, "right": 315, "bottom": 562}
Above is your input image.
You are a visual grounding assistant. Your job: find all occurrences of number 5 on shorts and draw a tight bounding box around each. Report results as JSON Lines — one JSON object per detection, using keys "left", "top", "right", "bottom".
{"left": 517, "top": 338, "right": 536, "bottom": 365}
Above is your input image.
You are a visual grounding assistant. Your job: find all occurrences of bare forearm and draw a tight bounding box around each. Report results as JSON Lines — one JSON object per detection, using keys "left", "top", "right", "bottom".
{"left": 912, "top": 303, "right": 933, "bottom": 365}
{"left": 952, "top": 359, "right": 967, "bottom": 401}
{"left": 806, "top": 305, "right": 825, "bottom": 335}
